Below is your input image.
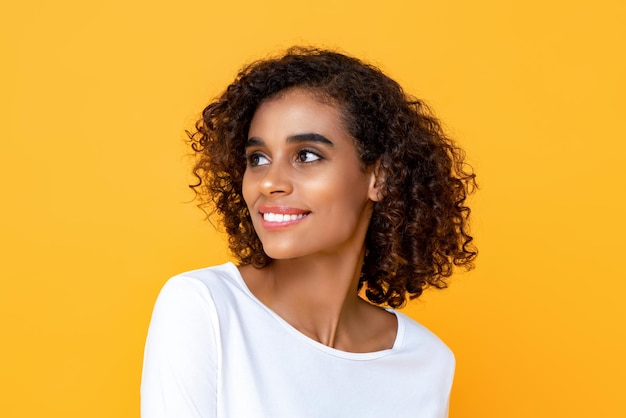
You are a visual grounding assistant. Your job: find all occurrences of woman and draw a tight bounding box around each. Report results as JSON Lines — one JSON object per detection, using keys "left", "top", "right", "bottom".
{"left": 141, "top": 47, "right": 476, "bottom": 418}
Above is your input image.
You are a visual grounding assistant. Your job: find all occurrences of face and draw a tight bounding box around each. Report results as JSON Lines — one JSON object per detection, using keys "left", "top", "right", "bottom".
{"left": 242, "top": 88, "right": 381, "bottom": 261}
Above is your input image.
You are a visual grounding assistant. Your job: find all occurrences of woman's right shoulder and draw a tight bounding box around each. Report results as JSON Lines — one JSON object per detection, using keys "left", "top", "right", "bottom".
{"left": 154, "top": 262, "right": 244, "bottom": 313}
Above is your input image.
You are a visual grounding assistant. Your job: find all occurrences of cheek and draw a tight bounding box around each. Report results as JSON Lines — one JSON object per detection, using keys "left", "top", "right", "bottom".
{"left": 241, "top": 172, "right": 254, "bottom": 208}
{"left": 307, "top": 170, "right": 371, "bottom": 213}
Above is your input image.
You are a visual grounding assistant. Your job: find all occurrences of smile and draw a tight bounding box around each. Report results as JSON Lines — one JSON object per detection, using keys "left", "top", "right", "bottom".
{"left": 258, "top": 206, "right": 311, "bottom": 229}
{"left": 263, "top": 212, "right": 308, "bottom": 223}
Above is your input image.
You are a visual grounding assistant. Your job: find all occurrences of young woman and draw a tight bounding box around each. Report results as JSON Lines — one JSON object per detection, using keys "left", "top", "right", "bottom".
{"left": 141, "top": 47, "right": 476, "bottom": 418}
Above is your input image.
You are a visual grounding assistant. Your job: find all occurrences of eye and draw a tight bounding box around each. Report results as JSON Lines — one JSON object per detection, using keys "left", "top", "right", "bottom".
{"left": 296, "top": 149, "right": 322, "bottom": 163}
{"left": 247, "top": 152, "right": 270, "bottom": 167}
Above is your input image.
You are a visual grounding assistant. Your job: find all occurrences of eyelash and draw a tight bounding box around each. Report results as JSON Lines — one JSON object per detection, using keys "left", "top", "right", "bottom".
{"left": 245, "top": 149, "right": 324, "bottom": 167}
{"left": 296, "top": 149, "right": 323, "bottom": 163}
{"left": 246, "top": 152, "right": 269, "bottom": 167}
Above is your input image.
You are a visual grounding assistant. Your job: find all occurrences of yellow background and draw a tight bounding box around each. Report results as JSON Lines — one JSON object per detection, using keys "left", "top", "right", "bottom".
{"left": 2, "top": 0, "right": 625, "bottom": 416}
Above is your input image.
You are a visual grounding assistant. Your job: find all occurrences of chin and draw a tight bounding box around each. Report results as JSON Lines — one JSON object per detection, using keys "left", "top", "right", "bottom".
{"left": 262, "top": 249, "right": 304, "bottom": 261}
{"left": 260, "top": 243, "right": 313, "bottom": 261}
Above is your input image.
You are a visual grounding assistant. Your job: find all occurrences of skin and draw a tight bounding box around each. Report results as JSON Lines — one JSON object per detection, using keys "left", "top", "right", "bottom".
{"left": 239, "top": 88, "right": 397, "bottom": 353}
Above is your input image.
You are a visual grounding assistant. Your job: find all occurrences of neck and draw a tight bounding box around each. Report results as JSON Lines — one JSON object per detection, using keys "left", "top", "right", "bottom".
{"left": 246, "top": 249, "right": 368, "bottom": 349}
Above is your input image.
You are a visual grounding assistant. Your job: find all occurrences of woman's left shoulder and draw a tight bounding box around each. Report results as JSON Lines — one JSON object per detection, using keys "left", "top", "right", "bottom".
{"left": 394, "top": 311, "right": 455, "bottom": 363}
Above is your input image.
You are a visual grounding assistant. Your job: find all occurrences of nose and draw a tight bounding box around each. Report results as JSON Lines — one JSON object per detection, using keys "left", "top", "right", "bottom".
{"left": 259, "top": 162, "right": 293, "bottom": 197}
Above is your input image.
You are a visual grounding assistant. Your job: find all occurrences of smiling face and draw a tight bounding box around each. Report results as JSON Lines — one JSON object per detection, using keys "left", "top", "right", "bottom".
{"left": 242, "top": 88, "right": 381, "bottom": 261}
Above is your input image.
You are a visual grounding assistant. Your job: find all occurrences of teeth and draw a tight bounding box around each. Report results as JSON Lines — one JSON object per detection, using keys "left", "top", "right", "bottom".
{"left": 263, "top": 212, "right": 306, "bottom": 223}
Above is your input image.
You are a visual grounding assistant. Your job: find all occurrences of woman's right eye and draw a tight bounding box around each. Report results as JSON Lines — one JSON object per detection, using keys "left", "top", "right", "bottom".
{"left": 247, "top": 153, "right": 270, "bottom": 167}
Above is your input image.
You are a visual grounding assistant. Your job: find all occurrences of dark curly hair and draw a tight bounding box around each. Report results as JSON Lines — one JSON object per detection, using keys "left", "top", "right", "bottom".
{"left": 188, "top": 46, "right": 477, "bottom": 308}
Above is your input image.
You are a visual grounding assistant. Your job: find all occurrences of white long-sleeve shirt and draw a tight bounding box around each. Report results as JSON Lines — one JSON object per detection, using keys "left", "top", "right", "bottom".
{"left": 141, "top": 262, "right": 454, "bottom": 418}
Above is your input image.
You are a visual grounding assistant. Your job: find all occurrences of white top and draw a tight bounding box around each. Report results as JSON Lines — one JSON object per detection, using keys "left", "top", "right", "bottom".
{"left": 141, "top": 262, "right": 455, "bottom": 418}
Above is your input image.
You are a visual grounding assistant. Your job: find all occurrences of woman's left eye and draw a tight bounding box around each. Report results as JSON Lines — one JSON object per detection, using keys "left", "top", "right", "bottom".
{"left": 297, "top": 150, "right": 322, "bottom": 163}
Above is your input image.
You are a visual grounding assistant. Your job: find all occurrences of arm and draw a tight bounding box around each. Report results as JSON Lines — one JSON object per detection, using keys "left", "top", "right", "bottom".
{"left": 141, "top": 276, "right": 220, "bottom": 418}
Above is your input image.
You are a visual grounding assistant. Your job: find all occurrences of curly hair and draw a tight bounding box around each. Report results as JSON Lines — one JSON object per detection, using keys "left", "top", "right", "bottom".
{"left": 188, "top": 46, "right": 477, "bottom": 308}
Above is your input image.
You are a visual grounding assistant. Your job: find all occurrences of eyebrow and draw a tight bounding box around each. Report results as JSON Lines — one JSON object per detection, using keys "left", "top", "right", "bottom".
{"left": 246, "top": 133, "right": 334, "bottom": 147}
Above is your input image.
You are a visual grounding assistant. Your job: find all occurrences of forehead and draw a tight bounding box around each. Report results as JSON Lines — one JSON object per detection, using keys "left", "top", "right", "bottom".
{"left": 249, "top": 88, "right": 348, "bottom": 137}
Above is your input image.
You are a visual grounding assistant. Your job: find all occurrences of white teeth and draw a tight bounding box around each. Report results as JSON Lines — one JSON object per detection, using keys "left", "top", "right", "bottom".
{"left": 263, "top": 213, "right": 306, "bottom": 223}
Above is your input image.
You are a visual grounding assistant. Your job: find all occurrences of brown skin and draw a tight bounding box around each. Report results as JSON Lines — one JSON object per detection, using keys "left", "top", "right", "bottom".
{"left": 239, "top": 89, "right": 396, "bottom": 352}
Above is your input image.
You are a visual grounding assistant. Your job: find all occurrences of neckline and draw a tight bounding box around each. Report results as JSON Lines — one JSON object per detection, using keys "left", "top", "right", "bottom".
{"left": 223, "top": 262, "right": 405, "bottom": 360}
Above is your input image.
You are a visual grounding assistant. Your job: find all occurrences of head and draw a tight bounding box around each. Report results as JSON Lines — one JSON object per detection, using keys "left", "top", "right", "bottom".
{"left": 189, "top": 46, "right": 477, "bottom": 307}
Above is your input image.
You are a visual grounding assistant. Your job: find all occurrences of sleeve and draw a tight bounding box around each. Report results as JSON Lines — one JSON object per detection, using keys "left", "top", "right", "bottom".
{"left": 141, "top": 275, "right": 220, "bottom": 418}
{"left": 436, "top": 341, "right": 455, "bottom": 418}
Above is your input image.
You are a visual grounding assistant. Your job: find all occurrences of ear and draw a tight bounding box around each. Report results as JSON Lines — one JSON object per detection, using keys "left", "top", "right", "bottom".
{"left": 367, "top": 160, "right": 385, "bottom": 202}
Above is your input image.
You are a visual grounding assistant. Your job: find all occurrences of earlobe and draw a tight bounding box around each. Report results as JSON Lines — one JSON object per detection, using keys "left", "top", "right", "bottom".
{"left": 368, "top": 162, "right": 385, "bottom": 202}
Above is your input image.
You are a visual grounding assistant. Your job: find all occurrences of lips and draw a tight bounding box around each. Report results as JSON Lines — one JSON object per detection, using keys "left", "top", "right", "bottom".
{"left": 258, "top": 206, "right": 310, "bottom": 228}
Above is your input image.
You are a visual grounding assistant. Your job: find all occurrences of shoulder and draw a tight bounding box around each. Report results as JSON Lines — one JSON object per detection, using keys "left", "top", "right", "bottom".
{"left": 158, "top": 262, "right": 243, "bottom": 304}
{"left": 149, "top": 262, "right": 246, "bottom": 328}
{"left": 394, "top": 311, "right": 455, "bottom": 368}
{"left": 144, "top": 263, "right": 247, "bottom": 357}
{"left": 172, "top": 261, "right": 242, "bottom": 289}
